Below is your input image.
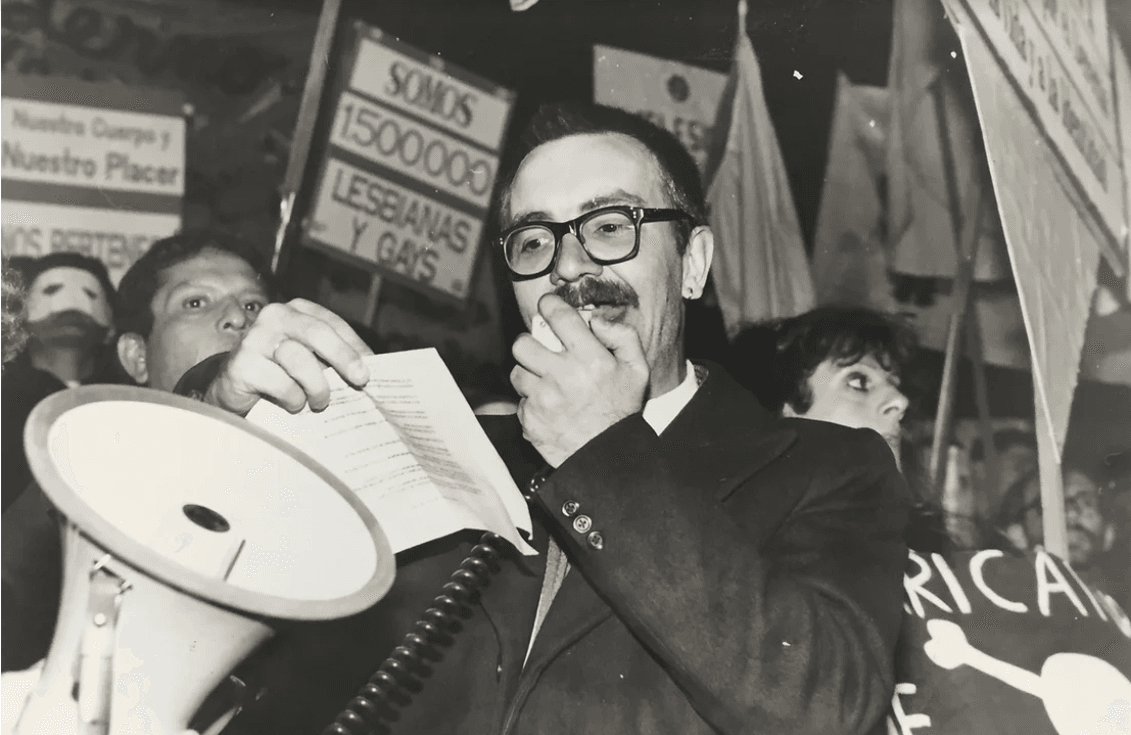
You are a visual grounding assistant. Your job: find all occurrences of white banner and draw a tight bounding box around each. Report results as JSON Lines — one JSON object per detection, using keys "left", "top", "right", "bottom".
{"left": 1, "top": 201, "right": 179, "bottom": 285}
{"left": 956, "top": 0, "right": 1124, "bottom": 245}
{"left": 594, "top": 45, "right": 727, "bottom": 174}
{"left": 1, "top": 96, "right": 185, "bottom": 196}
{"left": 956, "top": 12, "right": 1102, "bottom": 467}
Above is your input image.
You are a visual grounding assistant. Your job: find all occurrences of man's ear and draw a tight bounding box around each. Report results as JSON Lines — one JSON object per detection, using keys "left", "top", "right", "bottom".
{"left": 680, "top": 225, "right": 714, "bottom": 300}
{"left": 116, "top": 333, "right": 149, "bottom": 385}
{"left": 1103, "top": 523, "right": 1116, "bottom": 553}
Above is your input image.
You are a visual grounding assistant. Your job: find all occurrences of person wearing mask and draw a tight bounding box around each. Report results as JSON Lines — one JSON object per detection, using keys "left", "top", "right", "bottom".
{"left": 2, "top": 253, "right": 117, "bottom": 511}
{"left": 1, "top": 231, "right": 274, "bottom": 673}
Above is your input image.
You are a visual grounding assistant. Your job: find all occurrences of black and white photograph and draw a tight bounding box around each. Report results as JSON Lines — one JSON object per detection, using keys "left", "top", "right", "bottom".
{"left": 1, "top": 0, "right": 1129, "bottom": 733}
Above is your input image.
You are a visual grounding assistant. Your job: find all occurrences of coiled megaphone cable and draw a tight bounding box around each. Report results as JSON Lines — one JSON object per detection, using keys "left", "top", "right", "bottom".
{"left": 321, "top": 532, "right": 504, "bottom": 735}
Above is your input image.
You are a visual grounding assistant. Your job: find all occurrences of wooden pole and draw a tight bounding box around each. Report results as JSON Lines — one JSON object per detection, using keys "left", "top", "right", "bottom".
{"left": 271, "top": 0, "right": 343, "bottom": 275}
{"left": 929, "top": 257, "right": 976, "bottom": 488}
{"left": 928, "top": 77, "right": 985, "bottom": 491}
{"left": 964, "top": 305, "right": 1001, "bottom": 526}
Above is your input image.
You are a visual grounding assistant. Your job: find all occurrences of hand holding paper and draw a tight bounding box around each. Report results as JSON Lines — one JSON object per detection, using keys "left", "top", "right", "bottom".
{"left": 247, "top": 349, "right": 534, "bottom": 555}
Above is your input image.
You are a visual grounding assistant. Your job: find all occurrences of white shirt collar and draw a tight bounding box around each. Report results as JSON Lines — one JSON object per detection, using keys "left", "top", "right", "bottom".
{"left": 642, "top": 360, "right": 702, "bottom": 435}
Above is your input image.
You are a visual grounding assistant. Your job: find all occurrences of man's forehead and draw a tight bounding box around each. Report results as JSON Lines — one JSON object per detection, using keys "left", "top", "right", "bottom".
{"left": 508, "top": 133, "right": 666, "bottom": 221}
{"left": 158, "top": 250, "right": 261, "bottom": 288}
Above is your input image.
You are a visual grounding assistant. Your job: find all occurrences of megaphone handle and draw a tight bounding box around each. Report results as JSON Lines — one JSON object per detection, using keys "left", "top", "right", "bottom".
{"left": 77, "top": 566, "right": 128, "bottom": 735}
{"left": 321, "top": 532, "right": 505, "bottom": 735}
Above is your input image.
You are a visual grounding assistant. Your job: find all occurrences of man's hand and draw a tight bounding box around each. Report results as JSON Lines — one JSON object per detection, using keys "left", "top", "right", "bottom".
{"left": 205, "top": 299, "right": 373, "bottom": 416}
{"left": 511, "top": 294, "right": 650, "bottom": 468}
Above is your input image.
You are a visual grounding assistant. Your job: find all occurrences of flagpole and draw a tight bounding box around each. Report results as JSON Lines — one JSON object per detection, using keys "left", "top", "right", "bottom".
{"left": 927, "top": 78, "right": 983, "bottom": 493}
{"left": 271, "top": 0, "right": 343, "bottom": 275}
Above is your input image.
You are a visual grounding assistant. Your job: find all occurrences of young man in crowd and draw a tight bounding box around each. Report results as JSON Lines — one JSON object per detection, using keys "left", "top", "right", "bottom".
{"left": 1, "top": 231, "right": 276, "bottom": 673}
{"left": 158, "top": 103, "right": 909, "bottom": 735}
{"left": 112, "top": 231, "right": 274, "bottom": 394}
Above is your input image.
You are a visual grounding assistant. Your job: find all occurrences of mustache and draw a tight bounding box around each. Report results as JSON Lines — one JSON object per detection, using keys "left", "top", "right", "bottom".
{"left": 554, "top": 278, "right": 639, "bottom": 310}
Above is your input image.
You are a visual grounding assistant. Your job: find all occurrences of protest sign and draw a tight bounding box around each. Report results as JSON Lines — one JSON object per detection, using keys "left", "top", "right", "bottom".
{"left": 950, "top": 0, "right": 1125, "bottom": 248}
{"left": 302, "top": 22, "right": 515, "bottom": 304}
{"left": 887, "top": 549, "right": 1130, "bottom": 735}
{"left": 593, "top": 45, "right": 726, "bottom": 174}
{"left": 1, "top": 75, "right": 184, "bottom": 284}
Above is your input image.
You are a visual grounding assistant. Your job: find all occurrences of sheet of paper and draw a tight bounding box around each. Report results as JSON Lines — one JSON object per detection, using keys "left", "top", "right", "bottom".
{"left": 247, "top": 349, "right": 534, "bottom": 555}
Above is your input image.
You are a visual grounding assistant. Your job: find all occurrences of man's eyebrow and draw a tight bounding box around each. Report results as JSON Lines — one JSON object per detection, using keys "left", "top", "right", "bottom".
{"left": 511, "top": 210, "right": 553, "bottom": 226}
{"left": 581, "top": 191, "right": 647, "bottom": 210}
{"left": 509, "top": 191, "right": 649, "bottom": 226}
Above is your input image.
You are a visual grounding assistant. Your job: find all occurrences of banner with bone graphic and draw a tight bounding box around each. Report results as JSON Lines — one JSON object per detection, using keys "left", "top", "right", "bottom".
{"left": 885, "top": 549, "right": 1131, "bottom": 735}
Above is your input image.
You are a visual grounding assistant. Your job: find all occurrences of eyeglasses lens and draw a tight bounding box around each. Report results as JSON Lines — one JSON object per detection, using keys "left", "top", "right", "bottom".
{"left": 504, "top": 209, "right": 637, "bottom": 276}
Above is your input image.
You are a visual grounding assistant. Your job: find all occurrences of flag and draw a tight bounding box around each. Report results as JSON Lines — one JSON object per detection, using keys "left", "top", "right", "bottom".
{"left": 811, "top": 73, "right": 895, "bottom": 311}
{"left": 704, "top": 0, "right": 814, "bottom": 338}
{"left": 885, "top": 0, "right": 1011, "bottom": 284}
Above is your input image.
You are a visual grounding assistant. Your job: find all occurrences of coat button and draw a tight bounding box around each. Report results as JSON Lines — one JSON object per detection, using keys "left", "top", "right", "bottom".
{"left": 525, "top": 470, "right": 549, "bottom": 500}
{"left": 561, "top": 500, "right": 580, "bottom": 517}
{"left": 572, "top": 515, "right": 592, "bottom": 534}
{"left": 587, "top": 531, "right": 604, "bottom": 550}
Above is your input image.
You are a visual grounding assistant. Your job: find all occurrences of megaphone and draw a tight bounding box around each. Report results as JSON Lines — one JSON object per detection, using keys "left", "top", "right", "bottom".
{"left": 14, "top": 385, "right": 396, "bottom": 735}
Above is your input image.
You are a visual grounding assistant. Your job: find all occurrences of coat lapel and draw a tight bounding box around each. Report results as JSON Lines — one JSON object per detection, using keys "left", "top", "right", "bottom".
{"left": 659, "top": 361, "right": 798, "bottom": 502}
{"left": 496, "top": 363, "right": 798, "bottom": 687}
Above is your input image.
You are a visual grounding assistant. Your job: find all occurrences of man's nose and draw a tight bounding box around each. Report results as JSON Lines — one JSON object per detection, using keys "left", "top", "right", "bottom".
{"left": 219, "top": 298, "right": 254, "bottom": 333}
{"left": 550, "top": 232, "right": 602, "bottom": 284}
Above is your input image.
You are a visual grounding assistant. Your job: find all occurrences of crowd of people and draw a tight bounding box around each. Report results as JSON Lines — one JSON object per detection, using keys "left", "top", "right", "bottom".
{"left": 2, "top": 102, "right": 1128, "bottom": 735}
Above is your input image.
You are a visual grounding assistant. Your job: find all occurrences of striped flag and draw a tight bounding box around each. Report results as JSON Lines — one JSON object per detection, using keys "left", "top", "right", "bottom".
{"left": 704, "top": 0, "right": 814, "bottom": 337}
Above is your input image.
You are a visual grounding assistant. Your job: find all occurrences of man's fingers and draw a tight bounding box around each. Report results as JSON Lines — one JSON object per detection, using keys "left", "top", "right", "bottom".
{"left": 273, "top": 339, "right": 333, "bottom": 411}
{"left": 512, "top": 333, "right": 556, "bottom": 378}
{"left": 253, "top": 304, "right": 369, "bottom": 387}
{"left": 245, "top": 357, "right": 309, "bottom": 413}
{"left": 589, "top": 319, "right": 647, "bottom": 372}
{"left": 537, "top": 293, "right": 595, "bottom": 353}
{"left": 286, "top": 298, "right": 374, "bottom": 357}
{"left": 510, "top": 363, "right": 537, "bottom": 397}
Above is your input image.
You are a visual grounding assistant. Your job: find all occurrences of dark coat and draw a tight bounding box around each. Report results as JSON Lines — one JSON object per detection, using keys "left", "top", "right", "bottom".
{"left": 226, "top": 362, "right": 908, "bottom": 735}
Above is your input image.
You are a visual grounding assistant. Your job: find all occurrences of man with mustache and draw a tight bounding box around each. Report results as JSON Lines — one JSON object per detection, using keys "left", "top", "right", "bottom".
{"left": 29, "top": 104, "right": 907, "bottom": 735}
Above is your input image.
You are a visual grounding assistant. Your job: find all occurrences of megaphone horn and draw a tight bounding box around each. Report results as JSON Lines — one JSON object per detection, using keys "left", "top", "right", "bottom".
{"left": 14, "top": 386, "right": 396, "bottom": 735}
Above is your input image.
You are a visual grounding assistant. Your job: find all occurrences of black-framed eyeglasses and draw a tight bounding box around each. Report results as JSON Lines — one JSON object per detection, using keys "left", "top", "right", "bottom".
{"left": 497, "top": 205, "right": 694, "bottom": 280}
